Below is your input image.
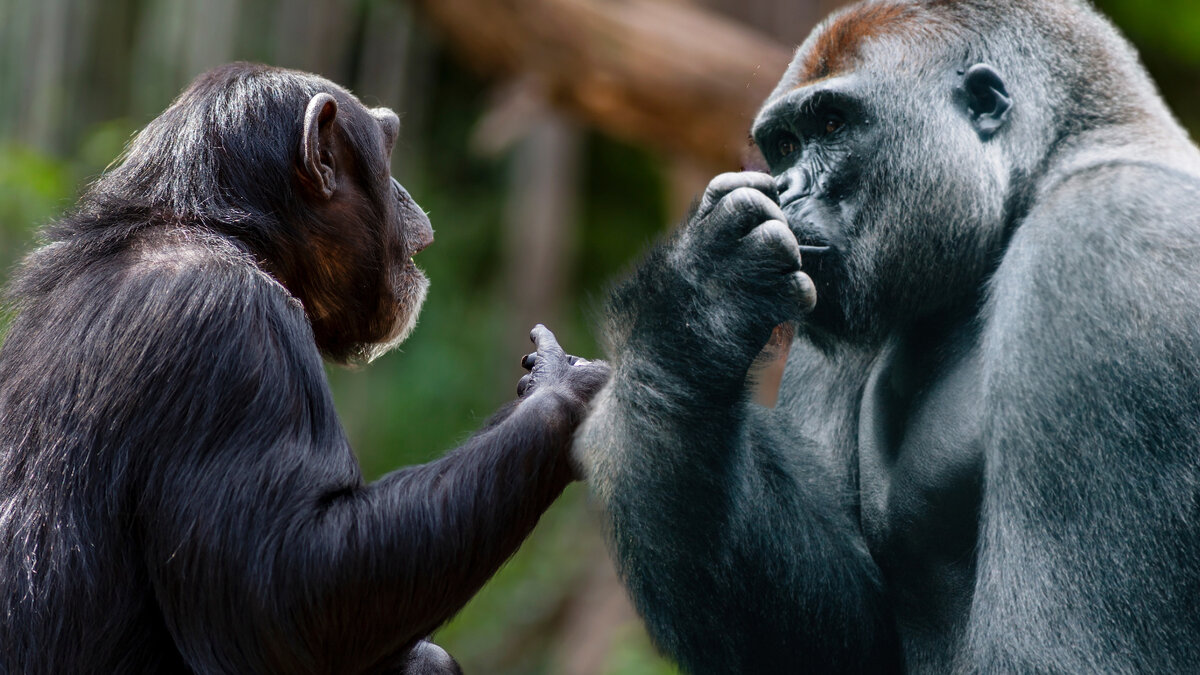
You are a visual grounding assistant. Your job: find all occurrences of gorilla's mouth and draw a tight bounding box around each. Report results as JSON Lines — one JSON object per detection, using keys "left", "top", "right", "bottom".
{"left": 798, "top": 244, "right": 832, "bottom": 257}
{"left": 793, "top": 237, "right": 842, "bottom": 320}
{"left": 793, "top": 224, "right": 834, "bottom": 275}
{"left": 798, "top": 244, "right": 836, "bottom": 290}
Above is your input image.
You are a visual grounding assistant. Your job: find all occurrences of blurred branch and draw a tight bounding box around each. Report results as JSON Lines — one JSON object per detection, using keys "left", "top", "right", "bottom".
{"left": 411, "top": 0, "right": 792, "bottom": 171}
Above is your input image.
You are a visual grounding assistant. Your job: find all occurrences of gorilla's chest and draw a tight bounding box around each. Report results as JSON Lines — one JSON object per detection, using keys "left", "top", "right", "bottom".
{"left": 856, "top": 331, "right": 984, "bottom": 634}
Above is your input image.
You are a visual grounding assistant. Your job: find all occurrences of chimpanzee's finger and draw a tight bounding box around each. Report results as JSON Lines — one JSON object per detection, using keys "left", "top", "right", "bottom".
{"left": 530, "top": 324, "right": 566, "bottom": 359}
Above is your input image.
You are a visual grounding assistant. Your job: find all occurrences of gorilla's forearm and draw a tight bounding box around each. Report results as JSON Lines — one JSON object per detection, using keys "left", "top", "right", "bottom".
{"left": 579, "top": 362, "right": 901, "bottom": 673}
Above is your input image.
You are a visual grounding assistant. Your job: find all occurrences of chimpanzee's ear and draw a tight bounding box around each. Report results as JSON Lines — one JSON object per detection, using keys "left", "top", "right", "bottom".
{"left": 300, "top": 93, "right": 339, "bottom": 200}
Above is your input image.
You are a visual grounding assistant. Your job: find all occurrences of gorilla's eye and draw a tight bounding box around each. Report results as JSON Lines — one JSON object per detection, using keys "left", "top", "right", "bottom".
{"left": 778, "top": 135, "right": 801, "bottom": 159}
{"left": 824, "top": 117, "right": 845, "bottom": 135}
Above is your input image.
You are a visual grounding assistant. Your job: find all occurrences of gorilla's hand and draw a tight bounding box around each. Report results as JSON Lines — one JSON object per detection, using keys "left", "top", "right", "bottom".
{"left": 518, "top": 324, "right": 610, "bottom": 409}
{"left": 680, "top": 172, "right": 817, "bottom": 316}
{"left": 653, "top": 172, "right": 816, "bottom": 371}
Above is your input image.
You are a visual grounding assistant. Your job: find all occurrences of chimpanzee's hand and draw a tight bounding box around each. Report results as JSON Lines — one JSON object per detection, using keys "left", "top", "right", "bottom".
{"left": 517, "top": 324, "right": 610, "bottom": 409}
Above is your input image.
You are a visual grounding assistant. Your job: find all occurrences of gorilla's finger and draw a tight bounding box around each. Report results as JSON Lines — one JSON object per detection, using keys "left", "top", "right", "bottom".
{"left": 700, "top": 172, "right": 780, "bottom": 219}
{"left": 711, "top": 188, "right": 789, "bottom": 240}
{"left": 517, "top": 374, "right": 532, "bottom": 397}
{"left": 567, "top": 355, "right": 591, "bottom": 366}
{"left": 788, "top": 271, "right": 819, "bottom": 314}
{"left": 522, "top": 353, "right": 537, "bottom": 370}
{"left": 745, "top": 220, "right": 803, "bottom": 271}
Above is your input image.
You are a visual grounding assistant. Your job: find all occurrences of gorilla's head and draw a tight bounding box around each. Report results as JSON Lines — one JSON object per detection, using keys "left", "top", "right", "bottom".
{"left": 751, "top": 0, "right": 1147, "bottom": 342}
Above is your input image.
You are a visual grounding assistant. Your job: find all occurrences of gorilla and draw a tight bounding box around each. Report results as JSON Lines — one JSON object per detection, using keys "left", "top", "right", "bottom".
{"left": 576, "top": 1, "right": 1200, "bottom": 672}
{"left": 0, "top": 63, "right": 608, "bottom": 674}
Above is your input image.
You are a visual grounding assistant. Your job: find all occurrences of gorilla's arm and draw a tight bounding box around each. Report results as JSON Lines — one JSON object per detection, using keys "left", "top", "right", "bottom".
{"left": 967, "top": 165, "right": 1200, "bottom": 672}
{"left": 578, "top": 174, "right": 900, "bottom": 673}
{"left": 127, "top": 259, "right": 605, "bottom": 672}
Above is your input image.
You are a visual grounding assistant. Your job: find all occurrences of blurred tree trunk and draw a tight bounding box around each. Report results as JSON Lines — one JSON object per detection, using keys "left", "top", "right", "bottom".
{"left": 703, "top": 0, "right": 845, "bottom": 43}
{"left": 494, "top": 105, "right": 583, "bottom": 396}
{"left": 411, "top": 0, "right": 793, "bottom": 173}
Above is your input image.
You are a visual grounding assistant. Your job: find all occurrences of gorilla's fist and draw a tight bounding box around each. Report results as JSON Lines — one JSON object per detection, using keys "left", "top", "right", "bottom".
{"left": 677, "top": 172, "right": 817, "bottom": 319}
{"left": 635, "top": 172, "right": 817, "bottom": 377}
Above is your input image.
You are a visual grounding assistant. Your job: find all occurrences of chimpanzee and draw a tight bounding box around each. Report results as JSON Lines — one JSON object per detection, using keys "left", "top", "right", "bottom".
{"left": 0, "top": 62, "right": 608, "bottom": 674}
{"left": 576, "top": 0, "right": 1200, "bottom": 672}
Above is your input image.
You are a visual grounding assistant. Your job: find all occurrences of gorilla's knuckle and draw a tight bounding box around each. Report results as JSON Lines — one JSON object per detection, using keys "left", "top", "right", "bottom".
{"left": 707, "top": 172, "right": 745, "bottom": 190}
{"left": 724, "top": 186, "right": 769, "bottom": 207}
{"left": 745, "top": 221, "right": 801, "bottom": 268}
{"left": 708, "top": 171, "right": 773, "bottom": 195}
{"left": 753, "top": 220, "right": 798, "bottom": 247}
{"left": 788, "top": 271, "right": 818, "bottom": 312}
{"left": 717, "top": 188, "right": 775, "bottom": 225}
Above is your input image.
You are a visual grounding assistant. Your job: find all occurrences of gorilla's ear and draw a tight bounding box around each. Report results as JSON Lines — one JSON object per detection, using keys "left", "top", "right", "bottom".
{"left": 962, "top": 64, "right": 1012, "bottom": 140}
{"left": 301, "top": 93, "right": 339, "bottom": 200}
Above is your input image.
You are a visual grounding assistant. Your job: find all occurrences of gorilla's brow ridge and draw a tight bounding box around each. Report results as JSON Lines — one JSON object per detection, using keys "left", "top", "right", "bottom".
{"left": 797, "top": 3, "right": 921, "bottom": 86}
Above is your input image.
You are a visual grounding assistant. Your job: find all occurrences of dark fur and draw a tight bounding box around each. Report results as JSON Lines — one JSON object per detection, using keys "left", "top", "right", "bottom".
{"left": 579, "top": 1, "right": 1200, "bottom": 672}
{"left": 0, "top": 63, "right": 607, "bottom": 674}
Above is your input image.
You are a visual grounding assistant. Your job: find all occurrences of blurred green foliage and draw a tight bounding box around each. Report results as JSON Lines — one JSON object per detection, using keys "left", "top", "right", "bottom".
{"left": 1098, "top": 0, "right": 1200, "bottom": 64}
{"left": 1095, "top": 0, "right": 1200, "bottom": 131}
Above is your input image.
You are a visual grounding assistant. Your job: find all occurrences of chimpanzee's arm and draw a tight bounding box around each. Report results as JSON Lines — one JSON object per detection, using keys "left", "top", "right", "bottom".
{"left": 134, "top": 261, "right": 606, "bottom": 673}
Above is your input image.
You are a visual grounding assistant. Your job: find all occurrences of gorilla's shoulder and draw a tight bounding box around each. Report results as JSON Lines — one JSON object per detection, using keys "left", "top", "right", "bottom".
{"left": 988, "top": 156, "right": 1200, "bottom": 354}
{"left": 1007, "top": 157, "right": 1200, "bottom": 280}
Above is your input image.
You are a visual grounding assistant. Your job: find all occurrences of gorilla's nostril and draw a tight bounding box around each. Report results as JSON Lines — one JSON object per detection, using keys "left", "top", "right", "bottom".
{"left": 778, "top": 168, "right": 813, "bottom": 207}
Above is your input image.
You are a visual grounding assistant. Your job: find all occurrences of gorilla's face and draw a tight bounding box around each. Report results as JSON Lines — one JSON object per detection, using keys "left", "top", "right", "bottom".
{"left": 751, "top": 64, "right": 1012, "bottom": 342}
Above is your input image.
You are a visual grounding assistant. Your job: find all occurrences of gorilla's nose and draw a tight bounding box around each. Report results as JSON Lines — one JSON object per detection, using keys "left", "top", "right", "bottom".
{"left": 776, "top": 167, "right": 812, "bottom": 207}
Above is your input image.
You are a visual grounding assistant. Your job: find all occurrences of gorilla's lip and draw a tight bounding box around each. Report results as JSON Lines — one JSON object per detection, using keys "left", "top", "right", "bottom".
{"left": 791, "top": 226, "right": 834, "bottom": 262}
{"left": 791, "top": 228, "right": 836, "bottom": 277}
{"left": 781, "top": 197, "right": 838, "bottom": 269}
{"left": 798, "top": 244, "right": 832, "bottom": 256}
{"left": 797, "top": 244, "right": 834, "bottom": 278}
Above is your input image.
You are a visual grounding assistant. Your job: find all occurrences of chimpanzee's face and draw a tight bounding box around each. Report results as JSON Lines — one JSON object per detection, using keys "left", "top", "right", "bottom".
{"left": 294, "top": 91, "right": 434, "bottom": 365}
